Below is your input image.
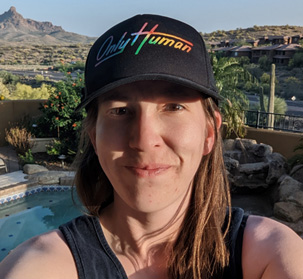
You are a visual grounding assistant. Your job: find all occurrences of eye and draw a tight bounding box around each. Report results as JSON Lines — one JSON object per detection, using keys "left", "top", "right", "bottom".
{"left": 109, "top": 107, "right": 130, "bottom": 116}
{"left": 164, "top": 103, "right": 185, "bottom": 111}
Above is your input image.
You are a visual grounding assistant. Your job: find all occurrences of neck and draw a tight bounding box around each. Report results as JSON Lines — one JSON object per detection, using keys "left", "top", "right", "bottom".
{"left": 99, "top": 184, "right": 192, "bottom": 275}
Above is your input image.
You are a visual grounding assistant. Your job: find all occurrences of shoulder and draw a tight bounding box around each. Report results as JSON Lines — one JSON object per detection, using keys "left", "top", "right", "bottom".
{"left": 0, "top": 229, "right": 78, "bottom": 279}
{"left": 242, "top": 215, "right": 303, "bottom": 279}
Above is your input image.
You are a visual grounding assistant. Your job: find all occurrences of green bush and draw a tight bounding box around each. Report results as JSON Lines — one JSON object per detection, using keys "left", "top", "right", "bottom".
{"left": 34, "top": 73, "right": 86, "bottom": 158}
{"left": 18, "top": 149, "right": 35, "bottom": 166}
{"left": 288, "top": 50, "right": 303, "bottom": 68}
{"left": 0, "top": 71, "right": 20, "bottom": 85}
{"left": 258, "top": 56, "right": 271, "bottom": 71}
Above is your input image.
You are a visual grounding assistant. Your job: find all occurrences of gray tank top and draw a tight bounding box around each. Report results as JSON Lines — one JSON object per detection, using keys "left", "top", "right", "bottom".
{"left": 59, "top": 207, "right": 248, "bottom": 279}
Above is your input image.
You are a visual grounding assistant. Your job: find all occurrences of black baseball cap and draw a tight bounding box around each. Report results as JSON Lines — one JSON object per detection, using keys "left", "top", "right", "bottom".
{"left": 78, "top": 14, "right": 220, "bottom": 110}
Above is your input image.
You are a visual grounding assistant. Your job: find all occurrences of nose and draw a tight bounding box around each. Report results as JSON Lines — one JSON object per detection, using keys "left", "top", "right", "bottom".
{"left": 128, "top": 111, "right": 162, "bottom": 151}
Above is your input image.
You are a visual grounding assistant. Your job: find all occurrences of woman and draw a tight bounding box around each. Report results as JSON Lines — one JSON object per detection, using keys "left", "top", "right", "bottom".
{"left": 1, "top": 14, "right": 303, "bottom": 279}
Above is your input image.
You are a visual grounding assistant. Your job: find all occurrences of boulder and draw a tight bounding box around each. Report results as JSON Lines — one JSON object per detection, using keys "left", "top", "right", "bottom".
{"left": 223, "top": 156, "right": 239, "bottom": 173}
{"left": 239, "top": 162, "right": 269, "bottom": 175}
{"left": 273, "top": 202, "right": 303, "bottom": 223}
{"left": 287, "top": 190, "right": 303, "bottom": 207}
{"left": 252, "top": 143, "right": 273, "bottom": 158}
{"left": 223, "top": 139, "right": 235, "bottom": 152}
{"left": 277, "top": 175, "right": 303, "bottom": 201}
{"left": 266, "top": 153, "right": 288, "bottom": 185}
{"left": 23, "top": 164, "right": 48, "bottom": 175}
{"left": 224, "top": 150, "right": 242, "bottom": 162}
{"left": 59, "top": 176, "right": 75, "bottom": 186}
{"left": 234, "top": 138, "right": 257, "bottom": 150}
{"left": 290, "top": 164, "right": 303, "bottom": 184}
{"left": 28, "top": 171, "right": 71, "bottom": 185}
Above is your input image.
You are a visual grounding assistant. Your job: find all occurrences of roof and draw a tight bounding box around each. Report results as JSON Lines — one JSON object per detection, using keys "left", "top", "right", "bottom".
{"left": 276, "top": 44, "right": 301, "bottom": 51}
{"left": 230, "top": 46, "right": 252, "bottom": 52}
{"left": 213, "top": 46, "right": 238, "bottom": 52}
{"left": 253, "top": 44, "right": 282, "bottom": 51}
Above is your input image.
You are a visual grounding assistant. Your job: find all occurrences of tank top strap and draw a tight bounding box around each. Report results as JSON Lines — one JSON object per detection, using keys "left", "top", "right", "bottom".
{"left": 59, "top": 215, "right": 128, "bottom": 279}
{"left": 223, "top": 207, "right": 249, "bottom": 279}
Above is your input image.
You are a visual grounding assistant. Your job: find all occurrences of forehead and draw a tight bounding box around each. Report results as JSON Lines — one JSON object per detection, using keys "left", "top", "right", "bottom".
{"left": 99, "top": 80, "right": 204, "bottom": 103}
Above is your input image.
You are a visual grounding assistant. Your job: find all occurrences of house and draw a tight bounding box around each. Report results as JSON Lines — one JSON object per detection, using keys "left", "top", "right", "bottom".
{"left": 211, "top": 46, "right": 238, "bottom": 56}
{"left": 229, "top": 46, "right": 252, "bottom": 59}
{"left": 207, "top": 32, "right": 302, "bottom": 65}
{"left": 270, "top": 36, "right": 291, "bottom": 45}
{"left": 251, "top": 44, "right": 281, "bottom": 63}
{"left": 246, "top": 39, "right": 260, "bottom": 47}
{"left": 291, "top": 34, "right": 303, "bottom": 44}
{"left": 273, "top": 44, "right": 301, "bottom": 65}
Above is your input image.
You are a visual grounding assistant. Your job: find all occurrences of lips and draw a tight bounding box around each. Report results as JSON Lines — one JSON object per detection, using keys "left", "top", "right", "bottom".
{"left": 125, "top": 164, "right": 171, "bottom": 178}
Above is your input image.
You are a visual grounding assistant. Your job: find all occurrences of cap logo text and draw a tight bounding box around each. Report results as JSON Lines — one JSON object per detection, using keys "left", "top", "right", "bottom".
{"left": 95, "top": 22, "right": 193, "bottom": 67}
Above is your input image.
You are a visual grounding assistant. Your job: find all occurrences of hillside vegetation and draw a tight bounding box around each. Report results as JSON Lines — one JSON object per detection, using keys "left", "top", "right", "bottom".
{"left": 0, "top": 44, "right": 91, "bottom": 67}
{"left": 203, "top": 25, "right": 303, "bottom": 42}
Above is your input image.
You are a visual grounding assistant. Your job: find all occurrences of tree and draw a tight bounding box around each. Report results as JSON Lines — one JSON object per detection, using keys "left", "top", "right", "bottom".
{"left": 258, "top": 56, "right": 271, "bottom": 71}
{"left": 35, "top": 73, "right": 86, "bottom": 157}
{"left": 211, "top": 56, "right": 250, "bottom": 137}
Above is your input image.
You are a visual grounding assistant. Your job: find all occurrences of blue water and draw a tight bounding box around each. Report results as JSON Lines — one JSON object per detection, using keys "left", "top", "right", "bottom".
{"left": 0, "top": 190, "right": 83, "bottom": 262}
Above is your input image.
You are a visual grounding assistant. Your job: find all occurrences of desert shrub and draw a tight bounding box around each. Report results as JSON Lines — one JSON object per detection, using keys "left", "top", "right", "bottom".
{"left": 5, "top": 126, "right": 34, "bottom": 155}
{"left": 10, "top": 83, "right": 54, "bottom": 100}
{"left": 35, "top": 74, "right": 45, "bottom": 82}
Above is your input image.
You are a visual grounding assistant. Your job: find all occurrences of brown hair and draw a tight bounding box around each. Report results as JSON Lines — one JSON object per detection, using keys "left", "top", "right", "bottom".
{"left": 73, "top": 97, "right": 231, "bottom": 278}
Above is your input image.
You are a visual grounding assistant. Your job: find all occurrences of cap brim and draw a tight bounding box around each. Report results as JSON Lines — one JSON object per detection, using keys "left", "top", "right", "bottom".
{"left": 76, "top": 74, "right": 221, "bottom": 111}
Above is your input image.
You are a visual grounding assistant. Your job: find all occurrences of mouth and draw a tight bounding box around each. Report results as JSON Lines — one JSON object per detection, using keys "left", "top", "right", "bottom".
{"left": 125, "top": 164, "right": 171, "bottom": 178}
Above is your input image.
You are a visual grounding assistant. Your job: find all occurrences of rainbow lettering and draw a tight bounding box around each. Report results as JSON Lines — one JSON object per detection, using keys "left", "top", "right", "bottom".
{"left": 95, "top": 22, "right": 193, "bottom": 67}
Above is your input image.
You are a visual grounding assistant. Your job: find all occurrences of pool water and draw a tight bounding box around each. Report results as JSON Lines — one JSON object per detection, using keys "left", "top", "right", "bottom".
{"left": 0, "top": 190, "right": 83, "bottom": 262}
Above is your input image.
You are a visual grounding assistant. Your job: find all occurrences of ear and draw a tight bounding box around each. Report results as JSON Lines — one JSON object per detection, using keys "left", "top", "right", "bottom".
{"left": 203, "top": 111, "right": 222, "bottom": 155}
{"left": 88, "top": 126, "right": 97, "bottom": 152}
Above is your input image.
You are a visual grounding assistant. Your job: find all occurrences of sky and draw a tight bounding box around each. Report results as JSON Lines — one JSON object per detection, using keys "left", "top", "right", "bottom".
{"left": 1, "top": 0, "right": 302, "bottom": 38}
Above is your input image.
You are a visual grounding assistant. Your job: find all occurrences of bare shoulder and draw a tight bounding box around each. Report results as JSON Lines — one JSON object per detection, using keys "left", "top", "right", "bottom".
{"left": 0, "top": 229, "right": 78, "bottom": 279}
{"left": 242, "top": 215, "right": 303, "bottom": 279}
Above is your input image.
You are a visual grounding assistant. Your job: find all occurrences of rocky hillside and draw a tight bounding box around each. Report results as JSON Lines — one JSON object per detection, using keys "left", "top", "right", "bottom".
{"left": 203, "top": 24, "right": 303, "bottom": 42}
{"left": 0, "top": 6, "right": 95, "bottom": 45}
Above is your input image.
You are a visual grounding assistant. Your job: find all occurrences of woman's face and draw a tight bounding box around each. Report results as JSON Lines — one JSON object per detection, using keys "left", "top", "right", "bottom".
{"left": 90, "top": 81, "right": 218, "bottom": 214}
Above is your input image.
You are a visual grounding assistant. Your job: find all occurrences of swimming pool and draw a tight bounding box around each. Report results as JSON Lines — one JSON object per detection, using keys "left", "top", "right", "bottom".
{"left": 0, "top": 186, "right": 83, "bottom": 261}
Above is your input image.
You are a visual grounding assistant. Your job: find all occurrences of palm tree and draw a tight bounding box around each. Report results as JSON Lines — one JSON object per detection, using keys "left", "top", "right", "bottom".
{"left": 211, "top": 56, "right": 250, "bottom": 138}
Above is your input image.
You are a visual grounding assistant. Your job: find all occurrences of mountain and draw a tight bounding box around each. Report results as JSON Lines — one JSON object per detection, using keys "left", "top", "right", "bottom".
{"left": 0, "top": 6, "right": 95, "bottom": 45}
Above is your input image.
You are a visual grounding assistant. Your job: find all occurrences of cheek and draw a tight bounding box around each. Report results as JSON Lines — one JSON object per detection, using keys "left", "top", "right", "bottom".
{"left": 169, "top": 121, "right": 207, "bottom": 158}
{"left": 95, "top": 119, "right": 127, "bottom": 151}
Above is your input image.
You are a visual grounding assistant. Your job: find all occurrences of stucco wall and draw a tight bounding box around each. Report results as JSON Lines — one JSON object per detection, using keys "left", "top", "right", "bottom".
{"left": 0, "top": 100, "right": 43, "bottom": 146}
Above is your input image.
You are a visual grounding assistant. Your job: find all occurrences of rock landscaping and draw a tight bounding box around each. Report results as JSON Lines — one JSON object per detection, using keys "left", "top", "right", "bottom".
{"left": 225, "top": 138, "right": 303, "bottom": 237}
